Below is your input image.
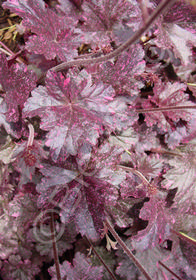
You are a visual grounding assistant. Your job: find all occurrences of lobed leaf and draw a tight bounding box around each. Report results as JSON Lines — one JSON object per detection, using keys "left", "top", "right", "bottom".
{"left": 0, "top": 53, "right": 36, "bottom": 122}
{"left": 3, "top": 0, "right": 79, "bottom": 60}
{"left": 141, "top": 81, "right": 194, "bottom": 132}
{"left": 23, "top": 70, "right": 137, "bottom": 160}
{"left": 49, "top": 252, "right": 103, "bottom": 280}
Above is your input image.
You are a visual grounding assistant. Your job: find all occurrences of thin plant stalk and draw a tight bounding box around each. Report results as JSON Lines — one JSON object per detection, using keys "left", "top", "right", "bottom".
{"left": 105, "top": 217, "right": 153, "bottom": 280}
{"left": 150, "top": 148, "right": 183, "bottom": 158}
{"left": 158, "top": 261, "right": 183, "bottom": 280}
{"left": 27, "top": 123, "right": 34, "bottom": 147}
{"left": 84, "top": 236, "right": 118, "bottom": 280}
{"left": 50, "top": 212, "right": 62, "bottom": 280}
{"left": 50, "top": 0, "right": 176, "bottom": 72}
{"left": 0, "top": 41, "right": 24, "bottom": 64}
{"left": 117, "top": 165, "right": 150, "bottom": 185}
{"left": 0, "top": 47, "right": 13, "bottom": 56}
{"left": 0, "top": 41, "right": 13, "bottom": 55}
{"left": 136, "top": 105, "right": 196, "bottom": 113}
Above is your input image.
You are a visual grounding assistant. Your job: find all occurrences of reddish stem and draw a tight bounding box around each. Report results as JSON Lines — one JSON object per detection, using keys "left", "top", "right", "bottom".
{"left": 0, "top": 41, "right": 24, "bottom": 63}
{"left": 84, "top": 236, "right": 118, "bottom": 280}
{"left": 0, "top": 41, "right": 14, "bottom": 55}
{"left": 117, "top": 165, "right": 150, "bottom": 185}
{"left": 158, "top": 261, "right": 183, "bottom": 280}
{"left": 136, "top": 105, "right": 196, "bottom": 114}
{"left": 50, "top": 0, "right": 176, "bottom": 72}
{"left": 105, "top": 217, "right": 153, "bottom": 280}
{"left": 50, "top": 213, "right": 62, "bottom": 280}
{"left": 150, "top": 148, "right": 183, "bottom": 158}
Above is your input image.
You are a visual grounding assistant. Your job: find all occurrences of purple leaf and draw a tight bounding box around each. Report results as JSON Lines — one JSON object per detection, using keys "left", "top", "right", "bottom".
{"left": 120, "top": 151, "right": 163, "bottom": 198}
{"left": 58, "top": 0, "right": 83, "bottom": 12}
{"left": 68, "top": 0, "right": 142, "bottom": 50}
{"left": 133, "top": 245, "right": 176, "bottom": 280}
{"left": 93, "top": 46, "right": 145, "bottom": 95}
{"left": 154, "top": 0, "right": 196, "bottom": 27}
{"left": 0, "top": 98, "right": 20, "bottom": 138}
{"left": 3, "top": 0, "right": 79, "bottom": 60}
{"left": 162, "top": 24, "right": 196, "bottom": 66}
{"left": 0, "top": 259, "right": 40, "bottom": 280}
{"left": 149, "top": 0, "right": 196, "bottom": 66}
{"left": 36, "top": 163, "right": 78, "bottom": 207}
{"left": 37, "top": 163, "right": 107, "bottom": 238}
{"left": 115, "top": 249, "right": 139, "bottom": 280}
{"left": 0, "top": 53, "right": 36, "bottom": 122}
{"left": 162, "top": 143, "right": 196, "bottom": 212}
{"left": 131, "top": 197, "right": 173, "bottom": 251}
{"left": 83, "top": 176, "right": 107, "bottom": 232}
{"left": 109, "top": 198, "right": 134, "bottom": 228}
{"left": 11, "top": 140, "right": 47, "bottom": 184}
{"left": 77, "top": 142, "right": 125, "bottom": 186}
{"left": 164, "top": 120, "right": 190, "bottom": 148}
{"left": 23, "top": 70, "right": 137, "bottom": 159}
{"left": 27, "top": 222, "right": 77, "bottom": 260}
{"left": 82, "top": 0, "right": 141, "bottom": 33}
{"left": 49, "top": 252, "right": 103, "bottom": 280}
{"left": 141, "top": 81, "right": 194, "bottom": 132}
{"left": 74, "top": 192, "right": 101, "bottom": 241}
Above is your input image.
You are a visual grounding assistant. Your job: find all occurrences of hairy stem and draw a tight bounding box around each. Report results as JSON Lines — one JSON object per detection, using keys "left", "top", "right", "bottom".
{"left": 150, "top": 148, "right": 183, "bottom": 158}
{"left": 0, "top": 41, "right": 24, "bottom": 64}
{"left": 105, "top": 217, "right": 153, "bottom": 280}
{"left": 136, "top": 105, "right": 196, "bottom": 113}
{"left": 84, "top": 236, "right": 118, "bottom": 280}
{"left": 117, "top": 165, "right": 150, "bottom": 185}
{"left": 50, "top": 213, "right": 62, "bottom": 280}
{"left": 117, "top": 164, "right": 158, "bottom": 194}
{"left": 50, "top": 0, "right": 176, "bottom": 72}
{"left": 158, "top": 261, "right": 183, "bottom": 280}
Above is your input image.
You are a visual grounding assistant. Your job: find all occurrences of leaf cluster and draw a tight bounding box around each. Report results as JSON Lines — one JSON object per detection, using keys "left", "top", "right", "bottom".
{"left": 0, "top": 0, "right": 196, "bottom": 279}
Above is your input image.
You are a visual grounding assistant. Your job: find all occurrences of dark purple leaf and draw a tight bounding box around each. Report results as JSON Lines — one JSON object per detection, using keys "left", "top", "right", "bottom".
{"left": 77, "top": 142, "right": 125, "bottom": 186}
{"left": 115, "top": 249, "right": 139, "bottom": 280}
{"left": 93, "top": 46, "right": 145, "bottom": 95}
{"left": 3, "top": 0, "right": 79, "bottom": 60}
{"left": 83, "top": 176, "right": 107, "bottom": 232}
{"left": 36, "top": 163, "right": 78, "bottom": 207}
{"left": 162, "top": 143, "right": 196, "bottom": 212}
{"left": 149, "top": 0, "right": 196, "bottom": 66}
{"left": 0, "top": 53, "right": 36, "bottom": 122}
{"left": 120, "top": 152, "right": 162, "bottom": 199}
{"left": 131, "top": 197, "right": 172, "bottom": 250}
{"left": 82, "top": 0, "right": 141, "bottom": 33}
{"left": 141, "top": 81, "right": 194, "bottom": 132}
{"left": 73, "top": 192, "right": 100, "bottom": 241}
{"left": 11, "top": 140, "right": 47, "bottom": 184}
{"left": 49, "top": 252, "right": 103, "bottom": 280}
{"left": 153, "top": 0, "right": 196, "bottom": 26}
{"left": 23, "top": 70, "right": 137, "bottom": 160}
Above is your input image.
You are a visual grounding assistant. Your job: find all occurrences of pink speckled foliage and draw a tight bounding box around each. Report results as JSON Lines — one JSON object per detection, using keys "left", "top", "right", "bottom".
{"left": 0, "top": 0, "right": 196, "bottom": 279}
{"left": 0, "top": 53, "right": 36, "bottom": 122}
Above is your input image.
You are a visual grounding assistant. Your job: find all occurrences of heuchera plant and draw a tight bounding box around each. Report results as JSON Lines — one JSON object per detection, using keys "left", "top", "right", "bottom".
{"left": 0, "top": 0, "right": 196, "bottom": 279}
